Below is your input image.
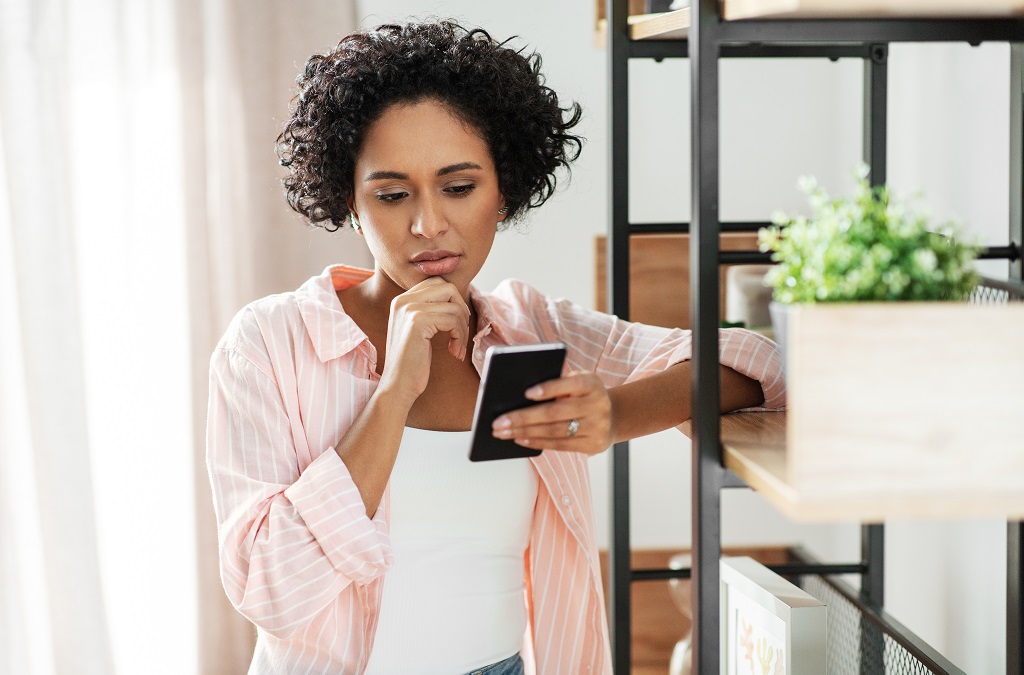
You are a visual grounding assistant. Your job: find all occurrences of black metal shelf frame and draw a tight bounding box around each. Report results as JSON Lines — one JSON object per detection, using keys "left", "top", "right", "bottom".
{"left": 605, "top": 2, "right": 1024, "bottom": 673}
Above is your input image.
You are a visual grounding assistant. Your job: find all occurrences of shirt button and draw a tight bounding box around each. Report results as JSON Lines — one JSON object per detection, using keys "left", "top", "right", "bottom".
{"left": 561, "top": 495, "right": 571, "bottom": 506}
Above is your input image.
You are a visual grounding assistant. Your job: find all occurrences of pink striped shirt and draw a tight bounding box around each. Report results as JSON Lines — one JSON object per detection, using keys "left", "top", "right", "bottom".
{"left": 206, "top": 265, "right": 785, "bottom": 674}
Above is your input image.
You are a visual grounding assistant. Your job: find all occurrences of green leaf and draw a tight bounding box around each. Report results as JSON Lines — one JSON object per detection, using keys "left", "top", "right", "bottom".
{"left": 760, "top": 167, "right": 979, "bottom": 304}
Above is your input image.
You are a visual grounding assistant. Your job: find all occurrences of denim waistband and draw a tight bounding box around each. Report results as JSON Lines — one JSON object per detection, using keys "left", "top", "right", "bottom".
{"left": 464, "top": 651, "right": 524, "bottom": 675}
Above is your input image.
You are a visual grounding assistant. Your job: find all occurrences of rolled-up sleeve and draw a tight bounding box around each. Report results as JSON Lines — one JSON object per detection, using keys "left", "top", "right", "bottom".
{"left": 716, "top": 328, "right": 786, "bottom": 411}
{"left": 207, "top": 346, "right": 393, "bottom": 639}
{"left": 520, "top": 283, "right": 785, "bottom": 410}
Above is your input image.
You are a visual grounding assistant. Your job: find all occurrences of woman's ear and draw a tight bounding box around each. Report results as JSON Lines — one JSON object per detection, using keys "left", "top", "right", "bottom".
{"left": 497, "top": 197, "right": 508, "bottom": 222}
{"left": 347, "top": 198, "right": 363, "bottom": 234}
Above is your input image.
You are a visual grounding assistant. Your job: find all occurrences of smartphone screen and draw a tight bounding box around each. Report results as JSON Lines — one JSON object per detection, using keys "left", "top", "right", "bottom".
{"left": 468, "top": 342, "right": 567, "bottom": 462}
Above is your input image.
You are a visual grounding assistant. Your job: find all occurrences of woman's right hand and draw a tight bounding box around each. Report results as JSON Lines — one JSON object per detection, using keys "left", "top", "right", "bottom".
{"left": 377, "top": 277, "right": 472, "bottom": 405}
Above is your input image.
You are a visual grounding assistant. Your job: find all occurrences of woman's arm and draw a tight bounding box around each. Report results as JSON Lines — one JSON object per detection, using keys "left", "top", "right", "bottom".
{"left": 335, "top": 277, "right": 474, "bottom": 517}
{"left": 608, "top": 360, "right": 762, "bottom": 444}
{"left": 208, "top": 346, "right": 393, "bottom": 638}
{"left": 493, "top": 361, "right": 762, "bottom": 453}
{"left": 333, "top": 387, "right": 411, "bottom": 517}
{"left": 488, "top": 282, "right": 783, "bottom": 453}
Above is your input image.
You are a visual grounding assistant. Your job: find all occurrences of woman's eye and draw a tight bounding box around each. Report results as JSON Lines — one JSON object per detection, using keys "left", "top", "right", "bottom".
{"left": 445, "top": 183, "right": 475, "bottom": 196}
{"left": 376, "top": 192, "right": 407, "bottom": 203}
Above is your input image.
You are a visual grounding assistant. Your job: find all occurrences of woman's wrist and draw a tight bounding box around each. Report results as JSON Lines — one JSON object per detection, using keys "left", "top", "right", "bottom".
{"left": 607, "top": 361, "right": 693, "bottom": 443}
{"left": 372, "top": 376, "right": 420, "bottom": 414}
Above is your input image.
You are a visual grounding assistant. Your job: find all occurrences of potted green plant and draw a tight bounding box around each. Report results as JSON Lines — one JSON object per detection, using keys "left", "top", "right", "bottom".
{"left": 742, "top": 166, "right": 1024, "bottom": 523}
{"left": 758, "top": 166, "right": 979, "bottom": 358}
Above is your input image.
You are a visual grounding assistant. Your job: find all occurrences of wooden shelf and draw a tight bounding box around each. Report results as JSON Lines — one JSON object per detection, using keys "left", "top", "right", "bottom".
{"left": 612, "top": 2, "right": 1024, "bottom": 43}
{"left": 681, "top": 411, "right": 1024, "bottom": 523}
{"left": 723, "top": 0, "right": 1024, "bottom": 20}
{"left": 629, "top": 9, "right": 690, "bottom": 40}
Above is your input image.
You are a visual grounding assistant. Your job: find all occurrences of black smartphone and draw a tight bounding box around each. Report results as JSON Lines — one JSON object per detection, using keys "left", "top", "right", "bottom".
{"left": 468, "top": 342, "right": 567, "bottom": 462}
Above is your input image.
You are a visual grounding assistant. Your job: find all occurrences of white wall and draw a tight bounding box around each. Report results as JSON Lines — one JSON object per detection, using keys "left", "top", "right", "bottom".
{"left": 348, "top": 3, "right": 1011, "bottom": 671}
{"left": 881, "top": 42, "right": 1010, "bottom": 673}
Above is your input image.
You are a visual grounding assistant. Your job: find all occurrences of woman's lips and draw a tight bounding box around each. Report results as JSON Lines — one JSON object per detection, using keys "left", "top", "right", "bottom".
{"left": 411, "top": 250, "right": 460, "bottom": 276}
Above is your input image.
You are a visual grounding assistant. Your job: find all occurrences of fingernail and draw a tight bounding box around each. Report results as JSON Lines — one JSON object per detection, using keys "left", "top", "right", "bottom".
{"left": 525, "top": 386, "right": 543, "bottom": 398}
{"left": 493, "top": 416, "right": 511, "bottom": 429}
{"left": 494, "top": 428, "right": 512, "bottom": 438}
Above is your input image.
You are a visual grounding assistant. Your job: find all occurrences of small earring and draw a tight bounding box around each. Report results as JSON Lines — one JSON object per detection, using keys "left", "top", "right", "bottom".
{"left": 350, "top": 214, "right": 361, "bottom": 231}
{"left": 498, "top": 207, "right": 508, "bottom": 215}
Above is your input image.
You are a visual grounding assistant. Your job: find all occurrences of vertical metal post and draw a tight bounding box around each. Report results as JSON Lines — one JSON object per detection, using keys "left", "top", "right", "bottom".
{"left": 863, "top": 43, "right": 889, "bottom": 187}
{"left": 690, "top": 0, "right": 723, "bottom": 671}
{"left": 606, "top": 1, "right": 632, "bottom": 672}
{"left": 861, "top": 43, "right": 889, "bottom": 675}
{"left": 860, "top": 524, "right": 885, "bottom": 607}
{"left": 860, "top": 43, "right": 887, "bottom": 610}
{"left": 1008, "top": 42, "right": 1023, "bottom": 675}
{"left": 1010, "top": 522, "right": 1023, "bottom": 675}
{"left": 1011, "top": 43, "right": 1023, "bottom": 284}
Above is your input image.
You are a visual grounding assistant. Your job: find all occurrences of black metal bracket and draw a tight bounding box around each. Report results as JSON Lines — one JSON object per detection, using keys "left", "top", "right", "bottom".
{"left": 631, "top": 561, "right": 867, "bottom": 582}
{"left": 629, "top": 40, "right": 878, "bottom": 60}
{"left": 627, "top": 220, "right": 771, "bottom": 235}
{"left": 718, "top": 19, "right": 1024, "bottom": 45}
{"left": 869, "top": 42, "right": 889, "bottom": 64}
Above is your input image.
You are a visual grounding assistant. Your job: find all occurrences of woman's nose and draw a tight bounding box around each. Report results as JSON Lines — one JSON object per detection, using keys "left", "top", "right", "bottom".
{"left": 411, "top": 199, "right": 448, "bottom": 238}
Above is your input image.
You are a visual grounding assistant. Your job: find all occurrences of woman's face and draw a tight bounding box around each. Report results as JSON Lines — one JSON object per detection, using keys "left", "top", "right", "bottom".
{"left": 349, "top": 98, "right": 505, "bottom": 301}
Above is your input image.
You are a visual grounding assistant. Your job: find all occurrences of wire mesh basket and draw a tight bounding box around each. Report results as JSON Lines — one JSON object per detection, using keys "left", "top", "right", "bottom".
{"left": 969, "top": 276, "right": 1024, "bottom": 304}
{"left": 798, "top": 575, "right": 964, "bottom": 675}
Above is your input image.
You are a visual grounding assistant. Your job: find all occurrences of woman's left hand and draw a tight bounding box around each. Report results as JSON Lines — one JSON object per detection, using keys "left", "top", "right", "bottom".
{"left": 491, "top": 371, "right": 614, "bottom": 455}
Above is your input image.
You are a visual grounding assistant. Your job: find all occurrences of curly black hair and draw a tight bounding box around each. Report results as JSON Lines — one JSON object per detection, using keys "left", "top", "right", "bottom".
{"left": 276, "top": 20, "right": 584, "bottom": 231}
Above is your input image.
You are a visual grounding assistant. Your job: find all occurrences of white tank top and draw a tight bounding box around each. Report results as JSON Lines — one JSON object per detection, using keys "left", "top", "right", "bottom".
{"left": 364, "top": 427, "right": 539, "bottom": 675}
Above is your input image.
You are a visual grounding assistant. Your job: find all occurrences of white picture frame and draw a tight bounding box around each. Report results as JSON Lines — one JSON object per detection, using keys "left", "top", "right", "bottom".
{"left": 720, "top": 556, "right": 826, "bottom": 675}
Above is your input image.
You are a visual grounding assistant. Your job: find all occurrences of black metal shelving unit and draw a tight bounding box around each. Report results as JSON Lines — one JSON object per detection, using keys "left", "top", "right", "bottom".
{"left": 605, "top": 1, "right": 1024, "bottom": 673}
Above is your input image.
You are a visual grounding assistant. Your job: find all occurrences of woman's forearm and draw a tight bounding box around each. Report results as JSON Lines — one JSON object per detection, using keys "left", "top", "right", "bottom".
{"left": 607, "top": 361, "right": 764, "bottom": 443}
{"left": 334, "top": 387, "right": 412, "bottom": 518}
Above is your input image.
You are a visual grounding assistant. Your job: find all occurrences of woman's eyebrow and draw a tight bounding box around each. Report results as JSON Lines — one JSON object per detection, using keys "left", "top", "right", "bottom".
{"left": 364, "top": 162, "right": 483, "bottom": 182}
{"left": 364, "top": 170, "right": 407, "bottom": 182}
{"left": 436, "top": 161, "right": 482, "bottom": 176}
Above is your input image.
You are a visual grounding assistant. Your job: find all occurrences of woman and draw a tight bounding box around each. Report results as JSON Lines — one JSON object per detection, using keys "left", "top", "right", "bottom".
{"left": 207, "top": 20, "right": 785, "bottom": 675}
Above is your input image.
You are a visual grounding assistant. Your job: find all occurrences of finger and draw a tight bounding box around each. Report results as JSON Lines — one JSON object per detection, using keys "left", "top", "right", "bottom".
{"left": 496, "top": 419, "right": 592, "bottom": 442}
{"left": 400, "top": 285, "right": 472, "bottom": 360}
{"left": 404, "top": 301, "right": 472, "bottom": 328}
{"left": 493, "top": 398, "right": 576, "bottom": 430}
{"left": 404, "top": 278, "right": 471, "bottom": 314}
{"left": 403, "top": 302, "right": 472, "bottom": 358}
{"left": 523, "top": 371, "right": 598, "bottom": 401}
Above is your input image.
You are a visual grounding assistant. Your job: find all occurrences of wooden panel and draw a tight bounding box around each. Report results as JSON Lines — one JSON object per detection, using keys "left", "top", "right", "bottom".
{"left": 593, "top": 0, "right": 651, "bottom": 46}
{"left": 598, "top": 546, "right": 791, "bottom": 673}
{"left": 723, "top": 0, "right": 1024, "bottom": 19}
{"left": 599, "top": 1, "right": 1024, "bottom": 43}
{"left": 787, "top": 303, "right": 1024, "bottom": 512}
{"left": 630, "top": 9, "right": 691, "bottom": 40}
{"left": 692, "top": 303, "right": 1024, "bottom": 523}
{"left": 595, "top": 0, "right": 648, "bottom": 25}
{"left": 594, "top": 233, "right": 761, "bottom": 330}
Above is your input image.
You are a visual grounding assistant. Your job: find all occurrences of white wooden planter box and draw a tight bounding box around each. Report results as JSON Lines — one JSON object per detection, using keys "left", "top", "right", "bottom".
{"left": 769, "top": 301, "right": 1024, "bottom": 521}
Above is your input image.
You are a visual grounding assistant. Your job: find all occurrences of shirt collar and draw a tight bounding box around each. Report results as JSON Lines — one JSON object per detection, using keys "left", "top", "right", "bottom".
{"left": 469, "top": 284, "right": 515, "bottom": 346}
{"left": 297, "top": 264, "right": 517, "bottom": 363}
{"left": 296, "top": 265, "right": 374, "bottom": 363}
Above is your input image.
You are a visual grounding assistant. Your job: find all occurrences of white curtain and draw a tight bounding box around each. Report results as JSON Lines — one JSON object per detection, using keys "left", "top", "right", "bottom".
{"left": 0, "top": 1, "right": 363, "bottom": 674}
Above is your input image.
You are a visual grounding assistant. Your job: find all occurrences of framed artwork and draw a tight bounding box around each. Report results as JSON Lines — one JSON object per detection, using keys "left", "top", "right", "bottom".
{"left": 721, "top": 557, "right": 826, "bottom": 675}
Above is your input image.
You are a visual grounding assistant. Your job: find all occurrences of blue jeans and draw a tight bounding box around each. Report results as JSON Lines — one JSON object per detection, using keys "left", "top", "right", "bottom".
{"left": 464, "top": 652, "right": 524, "bottom": 675}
